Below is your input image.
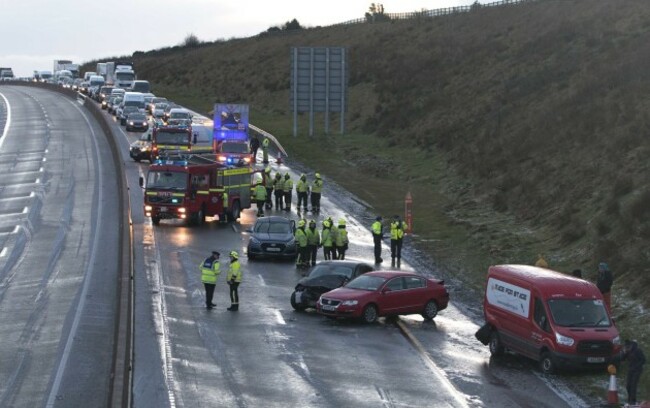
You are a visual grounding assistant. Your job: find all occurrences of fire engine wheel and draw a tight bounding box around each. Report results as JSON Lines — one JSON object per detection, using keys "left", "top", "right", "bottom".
{"left": 194, "top": 207, "right": 205, "bottom": 226}
{"left": 152, "top": 216, "right": 160, "bottom": 226}
{"left": 228, "top": 201, "right": 241, "bottom": 222}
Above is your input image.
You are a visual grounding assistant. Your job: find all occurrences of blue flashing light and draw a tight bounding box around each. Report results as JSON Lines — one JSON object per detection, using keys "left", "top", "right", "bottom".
{"left": 153, "top": 159, "right": 188, "bottom": 166}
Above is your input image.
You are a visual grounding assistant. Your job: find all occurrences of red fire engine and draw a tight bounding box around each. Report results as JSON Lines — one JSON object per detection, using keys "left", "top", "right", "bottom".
{"left": 139, "top": 154, "right": 257, "bottom": 226}
{"left": 151, "top": 122, "right": 193, "bottom": 159}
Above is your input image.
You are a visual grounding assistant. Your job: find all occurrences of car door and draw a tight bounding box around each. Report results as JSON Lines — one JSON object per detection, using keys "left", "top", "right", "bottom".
{"left": 402, "top": 275, "right": 428, "bottom": 312}
{"left": 379, "top": 277, "right": 405, "bottom": 315}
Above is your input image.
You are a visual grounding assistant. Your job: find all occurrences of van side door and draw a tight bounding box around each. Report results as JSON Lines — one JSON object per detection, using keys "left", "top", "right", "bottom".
{"left": 531, "top": 297, "right": 552, "bottom": 359}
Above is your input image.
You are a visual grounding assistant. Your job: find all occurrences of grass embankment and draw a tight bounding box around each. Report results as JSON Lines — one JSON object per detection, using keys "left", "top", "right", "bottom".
{"left": 82, "top": 0, "right": 650, "bottom": 401}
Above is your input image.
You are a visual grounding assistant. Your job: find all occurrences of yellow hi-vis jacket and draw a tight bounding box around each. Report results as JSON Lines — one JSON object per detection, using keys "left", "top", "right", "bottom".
{"left": 200, "top": 257, "right": 221, "bottom": 284}
{"left": 227, "top": 260, "right": 242, "bottom": 283}
{"left": 390, "top": 221, "right": 404, "bottom": 240}
{"left": 372, "top": 220, "right": 383, "bottom": 237}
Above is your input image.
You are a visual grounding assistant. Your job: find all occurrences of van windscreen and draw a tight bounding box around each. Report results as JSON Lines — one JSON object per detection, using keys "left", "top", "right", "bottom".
{"left": 548, "top": 299, "right": 611, "bottom": 327}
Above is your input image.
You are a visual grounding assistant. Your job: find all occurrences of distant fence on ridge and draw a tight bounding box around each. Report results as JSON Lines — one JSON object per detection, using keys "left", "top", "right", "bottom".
{"left": 331, "top": 0, "right": 540, "bottom": 26}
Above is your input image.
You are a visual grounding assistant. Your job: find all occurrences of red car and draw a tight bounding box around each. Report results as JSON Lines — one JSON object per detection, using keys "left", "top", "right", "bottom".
{"left": 316, "top": 271, "right": 449, "bottom": 323}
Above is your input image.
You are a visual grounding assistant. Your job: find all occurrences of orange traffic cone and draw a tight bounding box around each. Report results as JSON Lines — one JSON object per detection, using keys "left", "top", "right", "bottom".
{"left": 276, "top": 151, "right": 283, "bottom": 165}
{"left": 607, "top": 364, "right": 619, "bottom": 405}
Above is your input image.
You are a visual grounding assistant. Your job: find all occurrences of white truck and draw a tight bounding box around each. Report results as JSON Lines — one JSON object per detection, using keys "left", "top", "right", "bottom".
{"left": 114, "top": 61, "right": 136, "bottom": 90}
{"left": 0, "top": 67, "right": 14, "bottom": 81}
{"left": 96, "top": 63, "right": 107, "bottom": 78}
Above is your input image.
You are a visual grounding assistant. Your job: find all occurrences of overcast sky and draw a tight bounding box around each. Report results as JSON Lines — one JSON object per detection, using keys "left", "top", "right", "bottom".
{"left": 2, "top": 0, "right": 482, "bottom": 78}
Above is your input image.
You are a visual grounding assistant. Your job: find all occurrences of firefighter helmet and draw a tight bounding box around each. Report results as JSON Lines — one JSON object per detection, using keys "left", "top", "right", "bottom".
{"left": 315, "top": 172, "right": 321, "bottom": 179}
{"left": 338, "top": 218, "right": 346, "bottom": 226}
{"left": 230, "top": 250, "right": 239, "bottom": 259}
{"left": 298, "top": 219, "right": 306, "bottom": 227}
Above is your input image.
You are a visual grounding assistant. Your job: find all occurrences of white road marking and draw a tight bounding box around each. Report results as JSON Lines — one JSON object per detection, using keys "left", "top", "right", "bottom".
{"left": 275, "top": 309, "right": 286, "bottom": 325}
{"left": 46, "top": 98, "right": 105, "bottom": 408}
{"left": 258, "top": 274, "right": 266, "bottom": 286}
{"left": 0, "top": 92, "right": 11, "bottom": 150}
{"left": 0, "top": 247, "right": 6, "bottom": 257}
{"left": 396, "top": 320, "right": 470, "bottom": 408}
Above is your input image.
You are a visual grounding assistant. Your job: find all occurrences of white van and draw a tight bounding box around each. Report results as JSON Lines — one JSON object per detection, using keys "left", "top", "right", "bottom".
{"left": 122, "top": 92, "right": 146, "bottom": 110}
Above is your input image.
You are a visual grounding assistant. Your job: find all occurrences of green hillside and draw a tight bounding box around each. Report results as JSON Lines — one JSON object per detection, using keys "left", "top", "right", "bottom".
{"left": 85, "top": 0, "right": 649, "bottom": 401}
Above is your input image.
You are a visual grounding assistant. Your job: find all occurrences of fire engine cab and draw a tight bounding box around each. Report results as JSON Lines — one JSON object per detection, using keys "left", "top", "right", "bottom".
{"left": 151, "top": 121, "right": 193, "bottom": 159}
{"left": 139, "top": 154, "right": 257, "bottom": 226}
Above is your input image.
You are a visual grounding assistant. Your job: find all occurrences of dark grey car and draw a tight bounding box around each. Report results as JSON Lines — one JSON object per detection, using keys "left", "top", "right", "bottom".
{"left": 247, "top": 216, "right": 297, "bottom": 260}
{"left": 290, "top": 260, "right": 376, "bottom": 311}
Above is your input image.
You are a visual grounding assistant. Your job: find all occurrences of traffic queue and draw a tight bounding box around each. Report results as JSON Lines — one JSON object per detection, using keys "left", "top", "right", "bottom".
{"left": 77, "top": 77, "right": 638, "bottom": 404}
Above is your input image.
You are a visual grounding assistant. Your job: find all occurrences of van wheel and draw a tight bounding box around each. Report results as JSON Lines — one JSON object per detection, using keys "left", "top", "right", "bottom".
{"left": 489, "top": 331, "right": 504, "bottom": 356}
{"left": 421, "top": 300, "right": 438, "bottom": 320}
{"left": 540, "top": 352, "right": 556, "bottom": 374}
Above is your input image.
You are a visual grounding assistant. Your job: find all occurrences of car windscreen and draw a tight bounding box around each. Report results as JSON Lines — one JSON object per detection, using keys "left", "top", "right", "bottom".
{"left": 128, "top": 114, "right": 146, "bottom": 121}
{"left": 345, "top": 275, "right": 386, "bottom": 291}
{"left": 146, "top": 171, "right": 187, "bottom": 190}
{"left": 155, "top": 131, "right": 189, "bottom": 144}
{"left": 170, "top": 112, "right": 190, "bottom": 119}
{"left": 222, "top": 143, "right": 249, "bottom": 154}
{"left": 309, "top": 265, "right": 354, "bottom": 279}
{"left": 254, "top": 221, "right": 290, "bottom": 234}
{"left": 548, "top": 299, "right": 611, "bottom": 327}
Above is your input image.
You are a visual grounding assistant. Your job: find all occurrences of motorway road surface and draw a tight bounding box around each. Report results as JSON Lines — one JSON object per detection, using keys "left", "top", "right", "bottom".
{"left": 0, "top": 86, "right": 592, "bottom": 407}
{"left": 0, "top": 86, "right": 121, "bottom": 407}
{"left": 106, "top": 106, "right": 588, "bottom": 406}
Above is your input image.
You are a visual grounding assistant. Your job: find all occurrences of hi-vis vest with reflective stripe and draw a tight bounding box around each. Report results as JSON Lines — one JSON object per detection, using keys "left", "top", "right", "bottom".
{"left": 200, "top": 257, "right": 220, "bottom": 284}
{"left": 227, "top": 260, "right": 242, "bottom": 282}
{"left": 390, "top": 221, "right": 404, "bottom": 240}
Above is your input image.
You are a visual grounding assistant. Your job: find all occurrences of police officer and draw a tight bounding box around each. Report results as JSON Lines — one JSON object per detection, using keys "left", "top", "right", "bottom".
{"left": 327, "top": 216, "right": 338, "bottom": 260}
{"left": 200, "top": 251, "right": 221, "bottom": 310}
{"left": 371, "top": 216, "right": 383, "bottom": 264}
{"left": 262, "top": 137, "right": 270, "bottom": 164}
{"left": 306, "top": 219, "right": 321, "bottom": 266}
{"left": 335, "top": 218, "right": 349, "bottom": 260}
{"left": 390, "top": 215, "right": 405, "bottom": 267}
{"left": 296, "top": 174, "right": 309, "bottom": 213}
{"left": 310, "top": 173, "right": 323, "bottom": 213}
{"left": 263, "top": 166, "right": 273, "bottom": 209}
{"left": 227, "top": 251, "right": 242, "bottom": 311}
{"left": 321, "top": 219, "right": 334, "bottom": 260}
{"left": 283, "top": 173, "right": 293, "bottom": 212}
{"left": 273, "top": 171, "right": 284, "bottom": 210}
{"left": 254, "top": 180, "right": 267, "bottom": 217}
{"left": 295, "top": 219, "right": 309, "bottom": 268}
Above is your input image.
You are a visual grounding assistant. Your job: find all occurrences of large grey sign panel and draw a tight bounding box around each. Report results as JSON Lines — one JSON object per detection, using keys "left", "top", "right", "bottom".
{"left": 290, "top": 47, "right": 348, "bottom": 113}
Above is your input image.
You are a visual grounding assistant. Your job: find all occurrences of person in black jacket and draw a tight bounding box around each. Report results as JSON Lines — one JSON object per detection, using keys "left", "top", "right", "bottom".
{"left": 617, "top": 340, "right": 646, "bottom": 405}
{"left": 596, "top": 262, "right": 614, "bottom": 311}
{"left": 250, "top": 135, "right": 260, "bottom": 163}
